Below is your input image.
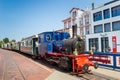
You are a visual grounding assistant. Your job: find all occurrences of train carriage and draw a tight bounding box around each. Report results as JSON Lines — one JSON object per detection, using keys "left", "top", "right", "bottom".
{"left": 20, "top": 35, "right": 38, "bottom": 58}
{"left": 2, "top": 43, "right": 12, "bottom": 50}
{"left": 11, "top": 42, "right": 21, "bottom": 51}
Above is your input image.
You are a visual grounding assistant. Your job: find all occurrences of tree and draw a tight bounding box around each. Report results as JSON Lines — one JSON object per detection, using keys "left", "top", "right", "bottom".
{"left": 11, "top": 39, "right": 16, "bottom": 42}
{"left": 3, "top": 37, "right": 9, "bottom": 43}
{"left": 10, "top": 39, "right": 16, "bottom": 44}
{"left": 0, "top": 41, "right": 4, "bottom": 47}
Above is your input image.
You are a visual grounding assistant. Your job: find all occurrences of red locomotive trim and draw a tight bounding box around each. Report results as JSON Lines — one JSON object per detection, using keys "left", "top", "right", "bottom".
{"left": 48, "top": 52, "right": 95, "bottom": 74}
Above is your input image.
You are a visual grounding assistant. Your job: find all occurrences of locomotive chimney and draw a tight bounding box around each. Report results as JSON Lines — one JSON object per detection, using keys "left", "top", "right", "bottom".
{"left": 72, "top": 24, "right": 77, "bottom": 38}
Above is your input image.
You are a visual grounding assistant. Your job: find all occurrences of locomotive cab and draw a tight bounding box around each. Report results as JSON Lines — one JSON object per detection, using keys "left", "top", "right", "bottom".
{"left": 38, "top": 32, "right": 69, "bottom": 57}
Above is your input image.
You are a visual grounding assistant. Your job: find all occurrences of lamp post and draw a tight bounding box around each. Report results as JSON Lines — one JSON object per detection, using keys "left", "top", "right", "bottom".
{"left": 100, "top": 33, "right": 107, "bottom": 52}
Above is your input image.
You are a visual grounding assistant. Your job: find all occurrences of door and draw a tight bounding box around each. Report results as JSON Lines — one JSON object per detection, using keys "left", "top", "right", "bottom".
{"left": 101, "top": 37, "right": 109, "bottom": 52}
{"left": 32, "top": 38, "right": 38, "bottom": 55}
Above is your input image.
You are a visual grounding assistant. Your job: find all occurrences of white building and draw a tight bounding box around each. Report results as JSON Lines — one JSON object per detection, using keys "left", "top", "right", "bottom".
{"left": 79, "top": 10, "right": 91, "bottom": 35}
{"left": 86, "top": 0, "right": 120, "bottom": 53}
{"left": 62, "top": 8, "right": 91, "bottom": 38}
{"left": 63, "top": 8, "right": 84, "bottom": 38}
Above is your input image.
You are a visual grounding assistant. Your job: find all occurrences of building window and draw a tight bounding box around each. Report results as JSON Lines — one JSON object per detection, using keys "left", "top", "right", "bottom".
{"left": 73, "top": 20, "right": 76, "bottom": 25}
{"left": 89, "top": 38, "right": 99, "bottom": 52}
{"left": 64, "top": 22, "right": 67, "bottom": 28}
{"left": 101, "top": 37, "right": 109, "bottom": 52}
{"left": 68, "top": 21, "right": 71, "bottom": 28}
{"left": 104, "top": 23, "right": 111, "bottom": 32}
{"left": 112, "top": 21, "right": 120, "bottom": 31}
{"left": 93, "top": 11, "right": 102, "bottom": 21}
{"left": 80, "top": 28, "right": 84, "bottom": 35}
{"left": 79, "top": 18, "right": 83, "bottom": 25}
{"left": 112, "top": 5, "right": 120, "bottom": 17}
{"left": 85, "top": 17, "right": 89, "bottom": 24}
{"left": 94, "top": 24, "right": 103, "bottom": 33}
{"left": 72, "top": 11, "right": 77, "bottom": 17}
{"left": 85, "top": 28, "right": 89, "bottom": 34}
{"left": 104, "top": 9, "right": 110, "bottom": 19}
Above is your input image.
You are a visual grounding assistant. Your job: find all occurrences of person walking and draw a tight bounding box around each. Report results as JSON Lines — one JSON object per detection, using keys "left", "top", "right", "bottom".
{"left": 107, "top": 46, "right": 111, "bottom": 53}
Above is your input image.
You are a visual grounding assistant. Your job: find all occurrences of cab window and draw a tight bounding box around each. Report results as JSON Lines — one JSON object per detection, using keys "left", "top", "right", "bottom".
{"left": 46, "top": 34, "right": 51, "bottom": 41}
{"left": 39, "top": 34, "right": 44, "bottom": 43}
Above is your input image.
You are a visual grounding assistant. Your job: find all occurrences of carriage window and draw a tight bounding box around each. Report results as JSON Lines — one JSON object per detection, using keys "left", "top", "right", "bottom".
{"left": 28, "top": 39, "right": 32, "bottom": 47}
{"left": 25, "top": 40, "right": 28, "bottom": 47}
{"left": 39, "top": 36, "right": 41, "bottom": 43}
{"left": 24, "top": 41, "right": 26, "bottom": 46}
{"left": 21, "top": 42, "right": 24, "bottom": 46}
{"left": 46, "top": 34, "right": 51, "bottom": 41}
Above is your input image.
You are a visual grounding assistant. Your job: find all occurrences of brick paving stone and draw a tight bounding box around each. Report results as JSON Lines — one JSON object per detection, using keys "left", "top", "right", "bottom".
{"left": 0, "top": 53, "right": 5, "bottom": 80}
{"left": 0, "top": 49, "right": 25, "bottom": 80}
{"left": 12, "top": 52, "right": 53, "bottom": 80}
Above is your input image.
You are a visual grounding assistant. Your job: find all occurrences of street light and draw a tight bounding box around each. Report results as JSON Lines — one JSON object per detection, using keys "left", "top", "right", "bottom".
{"left": 100, "top": 33, "right": 107, "bottom": 52}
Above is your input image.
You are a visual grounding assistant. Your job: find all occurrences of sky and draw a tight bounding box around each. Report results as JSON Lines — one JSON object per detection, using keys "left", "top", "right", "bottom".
{"left": 0, "top": 0, "right": 111, "bottom": 41}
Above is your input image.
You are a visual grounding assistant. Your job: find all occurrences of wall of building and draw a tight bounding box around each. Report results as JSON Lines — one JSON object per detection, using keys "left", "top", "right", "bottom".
{"left": 90, "top": 0, "right": 120, "bottom": 33}
{"left": 86, "top": 31, "right": 120, "bottom": 52}
{"left": 86, "top": 0, "right": 120, "bottom": 52}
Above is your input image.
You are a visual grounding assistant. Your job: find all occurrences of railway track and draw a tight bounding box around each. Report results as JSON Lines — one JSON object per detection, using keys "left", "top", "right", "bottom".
{"left": 3, "top": 50, "right": 25, "bottom": 80}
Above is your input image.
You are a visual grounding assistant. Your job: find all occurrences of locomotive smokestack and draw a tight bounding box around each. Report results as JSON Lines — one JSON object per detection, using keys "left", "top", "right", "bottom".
{"left": 72, "top": 25, "right": 77, "bottom": 38}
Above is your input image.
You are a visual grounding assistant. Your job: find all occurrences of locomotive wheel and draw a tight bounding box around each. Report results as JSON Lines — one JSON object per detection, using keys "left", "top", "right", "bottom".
{"left": 32, "top": 55, "right": 37, "bottom": 59}
{"left": 94, "top": 62, "right": 99, "bottom": 69}
{"left": 58, "top": 57, "right": 72, "bottom": 71}
{"left": 82, "top": 64, "right": 89, "bottom": 73}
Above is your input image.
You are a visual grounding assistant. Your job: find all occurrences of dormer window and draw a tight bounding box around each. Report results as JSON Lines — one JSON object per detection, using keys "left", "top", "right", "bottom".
{"left": 72, "top": 11, "right": 77, "bottom": 17}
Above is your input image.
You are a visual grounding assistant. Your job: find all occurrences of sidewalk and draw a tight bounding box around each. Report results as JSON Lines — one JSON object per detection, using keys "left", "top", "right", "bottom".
{"left": 91, "top": 67, "right": 120, "bottom": 80}
{"left": 45, "top": 71, "right": 80, "bottom": 80}
{"left": 46, "top": 67, "right": 120, "bottom": 80}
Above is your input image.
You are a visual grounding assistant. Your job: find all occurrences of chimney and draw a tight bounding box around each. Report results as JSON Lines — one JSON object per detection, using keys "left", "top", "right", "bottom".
{"left": 92, "top": 3, "right": 94, "bottom": 10}
{"left": 72, "top": 24, "right": 77, "bottom": 38}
